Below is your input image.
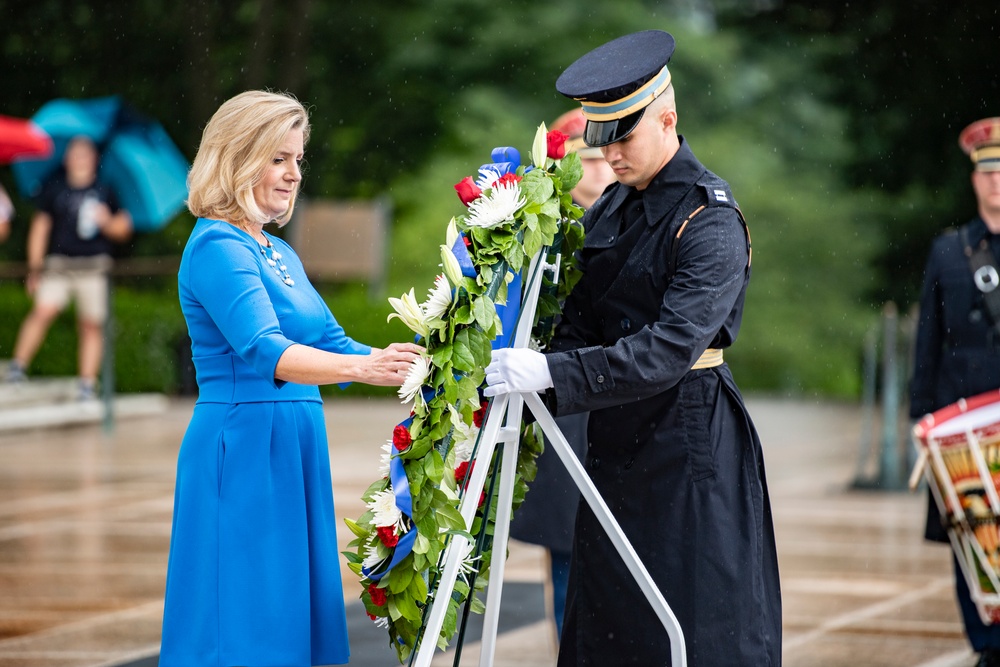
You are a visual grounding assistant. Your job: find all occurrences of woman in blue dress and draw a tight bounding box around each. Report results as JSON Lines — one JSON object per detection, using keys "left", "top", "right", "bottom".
{"left": 159, "top": 90, "right": 422, "bottom": 667}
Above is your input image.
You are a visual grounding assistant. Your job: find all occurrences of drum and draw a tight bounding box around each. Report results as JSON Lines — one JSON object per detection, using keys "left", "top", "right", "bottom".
{"left": 913, "top": 388, "right": 1000, "bottom": 624}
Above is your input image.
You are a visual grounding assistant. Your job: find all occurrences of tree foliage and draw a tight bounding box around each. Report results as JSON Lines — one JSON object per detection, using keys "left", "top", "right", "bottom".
{"left": 719, "top": 1, "right": 1000, "bottom": 305}
{"left": 1, "top": 0, "right": 934, "bottom": 396}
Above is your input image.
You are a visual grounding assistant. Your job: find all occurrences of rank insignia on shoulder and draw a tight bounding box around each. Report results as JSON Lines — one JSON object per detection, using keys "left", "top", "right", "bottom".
{"left": 713, "top": 189, "right": 729, "bottom": 202}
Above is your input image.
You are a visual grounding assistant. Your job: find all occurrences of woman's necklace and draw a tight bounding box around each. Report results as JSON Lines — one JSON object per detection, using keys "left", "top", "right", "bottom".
{"left": 259, "top": 238, "right": 295, "bottom": 287}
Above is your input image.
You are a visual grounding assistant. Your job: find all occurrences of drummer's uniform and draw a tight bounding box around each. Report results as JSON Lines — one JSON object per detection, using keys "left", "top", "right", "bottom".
{"left": 542, "top": 30, "right": 782, "bottom": 666}
{"left": 910, "top": 117, "right": 1000, "bottom": 655}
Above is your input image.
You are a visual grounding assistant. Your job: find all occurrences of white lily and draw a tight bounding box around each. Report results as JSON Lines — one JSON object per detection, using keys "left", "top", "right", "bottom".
{"left": 398, "top": 354, "right": 431, "bottom": 405}
{"left": 530, "top": 121, "right": 548, "bottom": 169}
{"left": 387, "top": 288, "right": 430, "bottom": 337}
{"left": 423, "top": 274, "right": 453, "bottom": 320}
{"left": 439, "top": 244, "right": 464, "bottom": 287}
{"left": 445, "top": 217, "right": 460, "bottom": 248}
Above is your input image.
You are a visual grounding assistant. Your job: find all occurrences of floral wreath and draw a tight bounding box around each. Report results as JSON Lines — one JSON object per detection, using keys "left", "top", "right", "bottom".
{"left": 342, "top": 123, "right": 586, "bottom": 662}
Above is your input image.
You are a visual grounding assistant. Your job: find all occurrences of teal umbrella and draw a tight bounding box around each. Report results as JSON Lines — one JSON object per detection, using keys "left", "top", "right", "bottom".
{"left": 12, "top": 96, "right": 189, "bottom": 232}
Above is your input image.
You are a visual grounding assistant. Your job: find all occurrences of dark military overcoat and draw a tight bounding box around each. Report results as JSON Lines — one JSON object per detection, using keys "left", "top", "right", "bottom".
{"left": 543, "top": 139, "right": 782, "bottom": 666}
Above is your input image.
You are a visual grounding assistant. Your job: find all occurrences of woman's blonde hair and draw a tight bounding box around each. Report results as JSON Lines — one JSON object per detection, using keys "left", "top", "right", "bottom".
{"left": 187, "top": 90, "right": 310, "bottom": 227}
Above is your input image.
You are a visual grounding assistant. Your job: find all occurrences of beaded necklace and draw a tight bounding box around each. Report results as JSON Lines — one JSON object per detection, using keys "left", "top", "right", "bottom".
{"left": 259, "top": 239, "right": 295, "bottom": 286}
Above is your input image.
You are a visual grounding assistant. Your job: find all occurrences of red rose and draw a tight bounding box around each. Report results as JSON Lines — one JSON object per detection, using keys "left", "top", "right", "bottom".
{"left": 455, "top": 460, "right": 473, "bottom": 484}
{"left": 377, "top": 525, "right": 400, "bottom": 547}
{"left": 454, "top": 176, "right": 482, "bottom": 206}
{"left": 368, "top": 583, "right": 387, "bottom": 607}
{"left": 367, "top": 611, "right": 378, "bottom": 621}
{"left": 546, "top": 130, "right": 569, "bottom": 160}
{"left": 392, "top": 424, "right": 412, "bottom": 451}
{"left": 494, "top": 172, "right": 522, "bottom": 188}
{"left": 472, "top": 400, "right": 488, "bottom": 427}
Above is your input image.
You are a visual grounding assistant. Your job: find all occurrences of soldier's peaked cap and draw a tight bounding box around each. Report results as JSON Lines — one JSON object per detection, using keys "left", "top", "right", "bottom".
{"left": 556, "top": 30, "right": 675, "bottom": 148}
{"left": 959, "top": 117, "right": 1000, "bottom": 172}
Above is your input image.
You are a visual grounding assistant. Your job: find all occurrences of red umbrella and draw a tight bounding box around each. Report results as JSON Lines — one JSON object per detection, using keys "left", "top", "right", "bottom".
{"left": 0, "top": 115, "right": 53, "bottom": 164}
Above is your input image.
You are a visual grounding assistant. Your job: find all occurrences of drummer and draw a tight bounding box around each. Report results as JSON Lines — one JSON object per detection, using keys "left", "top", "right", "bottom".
{"left": 910, "top": 116, "right": 1000, "bottom": 667}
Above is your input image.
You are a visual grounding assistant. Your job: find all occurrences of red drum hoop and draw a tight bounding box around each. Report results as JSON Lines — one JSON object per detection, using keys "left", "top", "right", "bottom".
{"left": 913, "top": 388, "right": 1000, "bottom": 625}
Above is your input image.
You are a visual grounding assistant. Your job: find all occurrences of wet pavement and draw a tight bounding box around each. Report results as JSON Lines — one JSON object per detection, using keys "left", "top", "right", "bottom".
{"left": 0, "top": 396, "right": 979, "bottom": 667}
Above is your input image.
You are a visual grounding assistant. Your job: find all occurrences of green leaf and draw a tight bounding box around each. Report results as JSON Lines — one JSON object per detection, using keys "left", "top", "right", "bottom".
{"left": 413, "top": 532, "right": 431, "bottom": 555}
{"left": 423, "top": 450, "right": 444, "bottom": 484}
{"left": 452, "top": 329, "right": 476, "bottom": 372}
{"left": 472, "top": 293, "right": 496, "bottom": 330}
{"left": 557, "top": 152, "right": 583, "bottom": 191}
{"left": 435, "top": 502, "right": 468, "bottom": 531}
{"left": 431, "top": 343, "right": 453, "bottom": 366}
{"left": 387, "top": 556, "right": 414, "bottom": 593}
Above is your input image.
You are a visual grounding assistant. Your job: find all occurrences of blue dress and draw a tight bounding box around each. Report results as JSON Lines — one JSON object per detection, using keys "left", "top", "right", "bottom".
{"left": 160, "top": 218, "right": 370, "bottom": 667}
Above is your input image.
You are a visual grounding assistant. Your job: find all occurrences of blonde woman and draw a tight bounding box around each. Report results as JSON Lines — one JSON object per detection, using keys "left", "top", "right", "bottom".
{"left": 159, "top": 90, "right": 421, "bottom": 666}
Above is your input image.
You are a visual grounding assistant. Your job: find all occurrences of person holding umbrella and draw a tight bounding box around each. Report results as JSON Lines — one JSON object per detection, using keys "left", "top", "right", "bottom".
{"left": 158, "top": 90, "right": 422, "bottom": 666}
{"left": 6, "top": 136, "right": 132, "bottom": 399}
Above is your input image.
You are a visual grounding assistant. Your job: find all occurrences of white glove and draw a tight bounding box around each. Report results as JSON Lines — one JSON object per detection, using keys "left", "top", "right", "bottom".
{"left": 484, "top": 348, "right": 553, "bottom": 397}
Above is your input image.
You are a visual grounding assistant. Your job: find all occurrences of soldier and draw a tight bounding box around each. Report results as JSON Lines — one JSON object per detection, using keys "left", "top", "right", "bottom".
{"left": 485, "top": 30, "right": 781, "bottom": 665}
{"left": 910, "top": 117, "right": 1000, "bottom": 667}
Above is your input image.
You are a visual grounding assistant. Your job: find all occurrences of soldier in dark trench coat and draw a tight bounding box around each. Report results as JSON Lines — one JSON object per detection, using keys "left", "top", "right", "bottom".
{"left": 485, "top": 30, "right": 782, "bottom": 666}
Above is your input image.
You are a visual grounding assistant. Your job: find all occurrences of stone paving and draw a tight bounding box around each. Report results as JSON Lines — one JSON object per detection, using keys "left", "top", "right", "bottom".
{"left": 0, "top": 395, "right": 980, "bottom": 667}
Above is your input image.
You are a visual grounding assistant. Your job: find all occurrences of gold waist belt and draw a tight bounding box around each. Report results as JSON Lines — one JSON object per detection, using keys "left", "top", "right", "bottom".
{"left": 691, "top": 348, "right": 723, "bottom": 370}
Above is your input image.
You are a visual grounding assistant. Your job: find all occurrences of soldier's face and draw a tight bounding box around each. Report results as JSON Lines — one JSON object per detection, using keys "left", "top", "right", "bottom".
{"left": 600, "top": 107, "right": 676, "bottom": 191}
{"left": 972, "top": 170, "right": 1000, "bottom": 215}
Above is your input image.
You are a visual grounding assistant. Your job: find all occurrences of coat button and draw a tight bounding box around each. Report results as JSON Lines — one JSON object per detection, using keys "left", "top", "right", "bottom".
{"left": 596, "top": 374, "right": 605, "bottom": 384}
{"left": 620, "top": 318, "right": 631, "bottom": 332}
{"left": 608, "top": 235, "right": 615, "bottom": 243}
{"left": 590, "top": 457, "right": 601, "bottom": 469}
{"left": 624, "top": 457, "right": 634, "bottom": 469}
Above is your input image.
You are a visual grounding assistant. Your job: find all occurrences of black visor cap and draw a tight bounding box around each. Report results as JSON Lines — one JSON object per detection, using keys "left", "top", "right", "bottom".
{"left": 583, "top": 108, "right": 645, "bottom": 148}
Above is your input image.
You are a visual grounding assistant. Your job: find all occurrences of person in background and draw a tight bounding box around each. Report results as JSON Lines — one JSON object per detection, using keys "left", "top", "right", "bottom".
{"left": 910, "top": 116, "right": 1000, "bottom": 667}
{"left": 158, "top": 90, "right": 422, "bottom": 667}
{"left": 5, "top": 136, "right": 132, "bottom": 400}
{"left": 0, "top": 182, "right": 13, "bottom": 243}
{"left": 508, "top": 107, "right": 615, "bottom": 642}
{"left": 485, "top": 30, "right": 781, "bottom": 665}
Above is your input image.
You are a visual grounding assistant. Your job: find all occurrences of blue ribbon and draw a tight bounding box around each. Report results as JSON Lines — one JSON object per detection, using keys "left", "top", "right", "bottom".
{"left": 492, "top": 271, "right": 523, "bottom": 350}
{"left": 451, "top": 233, "right": 478, "bottom": 278}
{"left": 362, "top": 453, "right": 417, "bottom": 582}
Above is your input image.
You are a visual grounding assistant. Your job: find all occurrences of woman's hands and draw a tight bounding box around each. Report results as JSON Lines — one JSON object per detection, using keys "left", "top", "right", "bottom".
{"left": 274, "top": 341, "right": 423, "bottom": 387}
{"left": 364, "top": 342, "right": 424, "bottom": 386}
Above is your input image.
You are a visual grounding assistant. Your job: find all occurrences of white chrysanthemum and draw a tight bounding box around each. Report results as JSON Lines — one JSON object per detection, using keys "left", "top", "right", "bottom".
{"left": 452, "top": 423, "right": 478, "bottom": 464}
{"left": 422, "top": 274, "right": 452, "bottom": 320}
{"left": 465, "top": 181, "right": 526, "bottom": 229}
{"left": 398, "top": 355, "right": 431, "bottom": 405}
{"left": 475, "top": 166, "right": 504, "bottom": 190}
{"left": 361, "top": 534, "right": 386, "bottom": 570}
{"left": 377, "top": 441, "right": 393, "bottom": 478}
{"left": 368, "top": 489, "right": 404, "bottom": 530}
{"left": 458, "top": 552, "right": 481, "bottom": 584}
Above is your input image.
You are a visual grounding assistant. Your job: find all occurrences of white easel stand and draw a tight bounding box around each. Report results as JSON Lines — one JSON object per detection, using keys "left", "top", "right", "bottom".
{"left": 412, "top": 252, "right": 687, "bottom": 667}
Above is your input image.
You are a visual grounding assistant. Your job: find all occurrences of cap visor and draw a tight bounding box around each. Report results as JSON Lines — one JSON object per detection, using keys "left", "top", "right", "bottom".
{"left": 584, "top": 109, "right": 645, "bottom": 147}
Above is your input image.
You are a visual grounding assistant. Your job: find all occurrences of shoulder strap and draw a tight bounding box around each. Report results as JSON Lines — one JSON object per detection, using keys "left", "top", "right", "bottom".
{"left": 666, "top": 204, "right": 752, "bottom": 279}
{"left": 960, "top": 224, "right": 1000, "bottom": 336}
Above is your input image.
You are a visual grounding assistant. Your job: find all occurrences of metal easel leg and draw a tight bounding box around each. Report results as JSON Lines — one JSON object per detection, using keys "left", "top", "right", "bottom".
{"left": 522, "top": 391, "right": 688, "bottom": 667}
